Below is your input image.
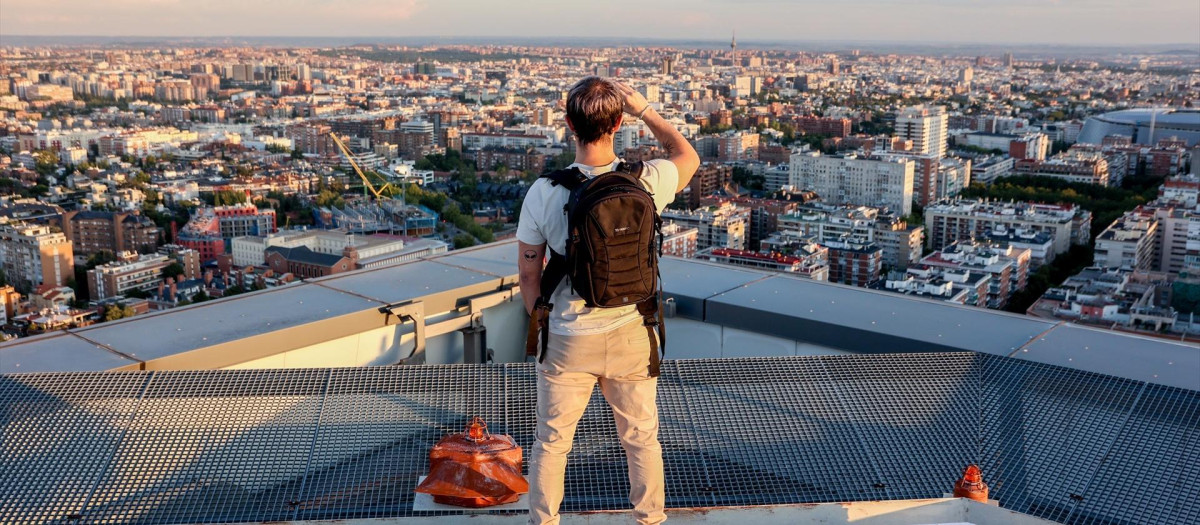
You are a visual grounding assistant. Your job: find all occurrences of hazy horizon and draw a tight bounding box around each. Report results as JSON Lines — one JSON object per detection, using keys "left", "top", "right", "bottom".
{"left": 2, "top": 0, "right": 1198, "bottom": 47}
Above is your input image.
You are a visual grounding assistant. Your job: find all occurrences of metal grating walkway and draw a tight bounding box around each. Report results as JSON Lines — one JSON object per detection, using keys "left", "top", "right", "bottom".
{"left": 1, "top": 353, "right": 1197, "bottom": 524}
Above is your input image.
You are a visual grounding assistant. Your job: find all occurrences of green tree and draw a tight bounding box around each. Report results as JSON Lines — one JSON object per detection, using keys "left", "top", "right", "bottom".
{"left": 453, "top": 234, "right": 478, "bottom": 249}
{"left": 163, "top": 262, "right": 185, "bottom": 281}
{"left": 315, "top": 189, "right": 346, "bottom": 209}
{"left": 104, "top": 304, "right": 136, "bottom": 322}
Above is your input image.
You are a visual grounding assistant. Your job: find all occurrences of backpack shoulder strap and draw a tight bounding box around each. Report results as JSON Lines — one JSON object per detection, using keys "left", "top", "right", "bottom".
{"left": 612, "top": 160, "right": 645, "bottom": 184}
{"left": 541, "top": 167, "right": 587, "bottom": 191}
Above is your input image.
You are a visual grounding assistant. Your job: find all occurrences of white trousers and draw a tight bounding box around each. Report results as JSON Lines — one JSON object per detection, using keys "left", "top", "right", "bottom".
{"left": 527, "top": 320, "right": 666, "bottom": 525}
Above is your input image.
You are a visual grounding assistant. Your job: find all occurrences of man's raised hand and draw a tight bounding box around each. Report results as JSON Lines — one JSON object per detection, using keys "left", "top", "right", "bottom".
{"left": 612, "top": 81, "right": 649, "bottom": 117}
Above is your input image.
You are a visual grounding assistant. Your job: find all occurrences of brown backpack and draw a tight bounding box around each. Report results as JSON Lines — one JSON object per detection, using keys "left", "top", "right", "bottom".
{"left": 524, "top": 161, "right": 666, "bottom": 377}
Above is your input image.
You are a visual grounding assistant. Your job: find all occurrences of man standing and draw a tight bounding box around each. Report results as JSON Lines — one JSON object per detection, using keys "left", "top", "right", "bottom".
{"left": 516, "top": 77, "right": 699, "bottom": 525}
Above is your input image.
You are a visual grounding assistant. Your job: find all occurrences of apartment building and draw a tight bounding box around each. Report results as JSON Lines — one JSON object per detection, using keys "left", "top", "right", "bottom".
{"left": 919, "top": 240, "right": 1030, "bottom": 309}
{"left": 1014, "top": 151, "right": 1111, "bottom": 186}
{"left": 462, "top": 133, "right": 552, "bottom": 150}
{"left": 717, "top": 131, "right": 760, "bottom": 162}
{"left": 86, "top": 251, "right": 172, "bottom": 300}
{"left": 924, "top": 199, "right": 1092, "bottom": 254}
{"left": 1094, "top": 211, "right": 1158, "bottom": 270}
{"left": 877, "top": 266, "right": 991, "bottom": 307}
{"left": 896, "top": 105, "right": 948, "bottom": 158}
{"left": 777, "top": 203, "right": 923, "bottom": 269}
{"left": 792, "top": 116, "right": 852, "bottom": 138}
{"left": 59, "top": 210, "right": 160, "bottom": 256}
{"left": 697, "top": 246, "right": 829, "bottom": 281}
{"left": 685, "top": 164, "right": 733, "bottom": 209}
{"left": 661, "top": 222, "right": 699, "bottom": 259}
{"left": 662, "top": 203, "right": 748, "bottom": 251}
{"left": 0, "top": 223, "right": 74, "bottom": 292}
{"left": 789, "top": 151, "right": 914, "bottom": 216}
{"left": 823, "top": 238, "right": 883, "bottom": 287}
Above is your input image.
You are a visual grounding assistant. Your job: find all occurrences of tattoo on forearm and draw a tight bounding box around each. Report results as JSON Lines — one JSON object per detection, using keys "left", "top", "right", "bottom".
{"left": 662, "top": 140, "right": 677, "bottom": 156}
{"left": 523, "top": 250, "right": 538, "bottom": 261}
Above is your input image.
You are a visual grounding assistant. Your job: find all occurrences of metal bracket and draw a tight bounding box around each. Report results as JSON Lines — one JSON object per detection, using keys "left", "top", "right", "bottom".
{"left": 379, "top": 300, "right": 426, "bottom": 365}
{"left": 465, "top": 283, "right": 519, "bottom": 328}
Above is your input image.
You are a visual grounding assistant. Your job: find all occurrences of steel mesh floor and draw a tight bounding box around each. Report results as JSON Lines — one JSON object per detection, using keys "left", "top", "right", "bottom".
{"left": 1, "top": 353, "right": 1197, "bottom": 524}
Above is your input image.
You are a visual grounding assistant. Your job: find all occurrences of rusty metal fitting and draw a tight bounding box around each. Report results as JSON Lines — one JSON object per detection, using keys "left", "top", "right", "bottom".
{"left": 953, "top": 464, "right": 989, "bottom": 503}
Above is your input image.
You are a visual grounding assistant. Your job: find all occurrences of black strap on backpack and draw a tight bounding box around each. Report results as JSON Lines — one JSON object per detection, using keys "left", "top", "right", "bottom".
{"left": 524, "top": 162, "right": 666, "bottom": 377}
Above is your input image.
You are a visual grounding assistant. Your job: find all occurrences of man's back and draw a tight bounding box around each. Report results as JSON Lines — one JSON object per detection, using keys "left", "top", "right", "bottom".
{"left": 516, "top": 158, "right": 678, "bottom": 336}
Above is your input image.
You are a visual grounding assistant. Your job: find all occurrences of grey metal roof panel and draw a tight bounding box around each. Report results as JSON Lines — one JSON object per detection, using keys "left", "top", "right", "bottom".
{"left": 425, "top": 242, "right": 520, "bottom": 278}
{"left": 66, "top": 284, "right": 381, "bottom": 361}
{"left": 0, "top": 334, "right": 140, "bottom": 373}
{"left": 659, "top": 257, "right": 768, "bottom": 319}
{"left": 1016, "top": 323, "right": 1200, "bottom": 391}
{"left": 704, "top": 273, "right": 1058, "bottom": 356}
{"left": 314, "top": 259, "right": 500, "bottom": 305}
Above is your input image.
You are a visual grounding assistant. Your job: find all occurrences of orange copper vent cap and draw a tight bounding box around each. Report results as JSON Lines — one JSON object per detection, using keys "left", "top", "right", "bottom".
{"left": 414, "top": 417, "right": 530, "bottom": 507}
{"left": 953, "top": 464, "right": 989, "bottom": 503}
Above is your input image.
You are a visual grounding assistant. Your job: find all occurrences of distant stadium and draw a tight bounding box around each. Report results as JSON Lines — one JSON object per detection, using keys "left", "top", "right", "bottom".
{"left": 1077, "top": 108, "right": 1200, "bottom": 147}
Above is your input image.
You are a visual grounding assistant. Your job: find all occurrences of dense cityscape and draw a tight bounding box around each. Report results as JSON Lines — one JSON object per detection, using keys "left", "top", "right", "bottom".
{"left": 0, "top": 37, "right": 1197, "bottom": 343}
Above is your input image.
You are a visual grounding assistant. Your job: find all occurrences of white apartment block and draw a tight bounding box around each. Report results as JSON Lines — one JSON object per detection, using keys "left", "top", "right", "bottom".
{"left": 896, "top": 105, "right": 948, "bottom": 158}
{"left": 1094, "top": 212, "right": 1158, "bottom": 270}
{"left": 776, "top": 203, "right": 923, "bottom": 269}
{"left": 789, "top": 151, "right": 914, "bottom": 216}
{"left": 662, "top": 203, "right": 748, "bottom": 251}
{"left": 924, "top": 199, "right": 1092, "bottom": 254}
{"left": 462, "top": 133, "right": 551, "bottom": 150}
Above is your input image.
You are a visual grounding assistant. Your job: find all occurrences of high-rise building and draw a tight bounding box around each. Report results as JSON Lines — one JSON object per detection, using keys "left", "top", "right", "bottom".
{"left": 959, "top": 67, "right": 974, "bottom": 85}
{"left": 789, "top": 151, "right": 915, "bottom": 216}
{"left": 1003, "top": 52, "right": 1014, "bottom": 68}
{"left": 0, "top": 223, "right": 74, "bottom": 292}
{"left": 686, "top": 164, "right": 733, "bottom": 209}
{"left": 895, "top": 105, "right": 949, "bottom": 158}
{"left": 660, "top": 57, "right": 674, "bottom": 76}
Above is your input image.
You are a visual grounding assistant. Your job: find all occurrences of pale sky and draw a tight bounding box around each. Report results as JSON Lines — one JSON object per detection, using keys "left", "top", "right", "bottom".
{"left": 1, "top": 0, "right": 1198, "bottom": 46}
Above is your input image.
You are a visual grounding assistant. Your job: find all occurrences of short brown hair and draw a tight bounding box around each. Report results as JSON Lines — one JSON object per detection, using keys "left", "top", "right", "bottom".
{"left": 566, "top": 76, "right": 622, "bottom": 145}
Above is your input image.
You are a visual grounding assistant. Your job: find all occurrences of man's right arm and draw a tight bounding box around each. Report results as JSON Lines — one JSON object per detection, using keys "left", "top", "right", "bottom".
{"left": 614, "top": 82, "right": 700, "bottom": 193}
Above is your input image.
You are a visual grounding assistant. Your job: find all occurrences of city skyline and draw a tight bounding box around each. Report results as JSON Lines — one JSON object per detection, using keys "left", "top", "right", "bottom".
{"left": 2, "top": 0, "right": 1199, "bottom": 46}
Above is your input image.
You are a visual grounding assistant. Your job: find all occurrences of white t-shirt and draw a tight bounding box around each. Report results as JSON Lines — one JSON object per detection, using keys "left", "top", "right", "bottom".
{"left": 516, "top": 158, "right": 680, "bottom": 336}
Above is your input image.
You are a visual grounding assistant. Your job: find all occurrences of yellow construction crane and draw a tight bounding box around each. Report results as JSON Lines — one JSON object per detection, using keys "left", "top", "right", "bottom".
{"left": 327, "top": 131, "right": 411, "bottom": 237}
{"left": 329, "top": 131, "right": 393, "bottom": 200}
